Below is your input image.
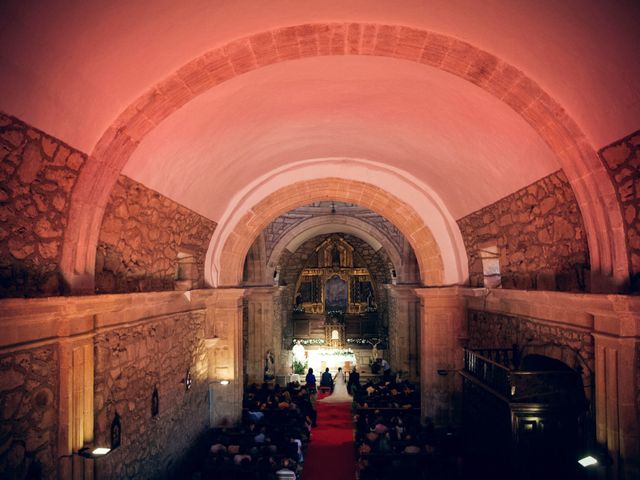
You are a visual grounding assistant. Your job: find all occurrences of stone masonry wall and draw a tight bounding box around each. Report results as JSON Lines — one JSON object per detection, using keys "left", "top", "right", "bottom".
{"left": 467, "top": 309, "right": 594, "bottom": 407}
{"left": 0, "top": 113, "right": 87, "bottom": 297}
{"left": 458, "top": 170, "right": 589, "bottom": 292}
{"left": 0, "top": 345, "right": 59, "bottom": 479}
{"left": 95, "top": 175, "right": 216, "bottom": 293}
{"left": 94, "top": 310, "right": 209, "bottom": 479}
{"left": 598, "top": 129, "right": 640, "bottom": 292}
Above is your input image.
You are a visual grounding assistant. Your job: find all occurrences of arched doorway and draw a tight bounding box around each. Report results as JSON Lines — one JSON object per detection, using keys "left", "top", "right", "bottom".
{"left": 462, "top": 350, "right": 588, "bottom": 479}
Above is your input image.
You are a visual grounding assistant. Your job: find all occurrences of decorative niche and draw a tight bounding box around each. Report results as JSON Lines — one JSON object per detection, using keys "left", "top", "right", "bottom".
{"left": 151, "top": 385, "right": 159, "bottom": 417}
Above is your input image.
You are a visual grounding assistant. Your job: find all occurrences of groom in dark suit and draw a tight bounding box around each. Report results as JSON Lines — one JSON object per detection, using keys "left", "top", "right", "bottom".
{"left": 347, "top": 366, "right": 360, "bottom": 395}
{"left": 320, "top": 367, "right": 334, "bottom": 392}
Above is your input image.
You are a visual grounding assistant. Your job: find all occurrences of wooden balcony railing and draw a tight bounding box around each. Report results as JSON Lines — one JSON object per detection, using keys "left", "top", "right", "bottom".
{"left": 463, "top": 348, "right": 581, "bottom": 403}
{"left": 464, "top": 349, "right": 512, "bottom": 398}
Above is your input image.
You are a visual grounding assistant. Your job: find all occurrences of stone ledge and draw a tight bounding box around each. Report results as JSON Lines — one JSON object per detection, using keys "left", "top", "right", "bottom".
{"left": 0, "top": 289, "right": 221, "bottom": 349}
{"left": 459, "top": 287, "right": 640, "bottom": 337}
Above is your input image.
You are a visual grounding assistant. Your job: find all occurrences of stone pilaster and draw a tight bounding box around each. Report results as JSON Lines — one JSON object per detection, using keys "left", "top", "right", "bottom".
{"left": 57, "top": 336, "right": 94, "bottom": 480}
{"left": 386, "top": 285, "right": 420, "bottom": 381}
{"left": 244, "top": 287, "right": 280, "bottom": 385}
{"left": 593, "top": 302, "right": 640, "bottom": 479}
{"left": 204, "top": 288, "right": 244, "bottom": 427}
{"left": 414, "top": 287, "right": 467, "bottom": 426}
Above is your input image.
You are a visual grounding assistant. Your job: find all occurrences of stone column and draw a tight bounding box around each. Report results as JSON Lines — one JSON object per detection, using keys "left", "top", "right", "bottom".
{"left": 386, "top": 285, "right": 420, "bottom": 381}
{"left": 244, "top": 287, "right": 279, "bottom": 385}
{"left": 272, "top": 286, "right": 288, "bottom": 379}
{"left": 593, "top": 305, "right": 640, "bottom": 479}
{"left": 414, "top": 286, "right": 467, "bottom": 427}
{"left": 204, "top": 288, "right": 244, "bottom": 427}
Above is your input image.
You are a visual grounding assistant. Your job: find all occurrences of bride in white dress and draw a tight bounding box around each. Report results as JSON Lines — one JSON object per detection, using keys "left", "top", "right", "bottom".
{"left": 319, "top": 367, "right": 352, "bottom": 403}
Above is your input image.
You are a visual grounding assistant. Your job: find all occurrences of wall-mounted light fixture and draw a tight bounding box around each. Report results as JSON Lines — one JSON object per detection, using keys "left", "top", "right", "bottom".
{"left": 219, "top": 380, "right": 230, "bottom": 385}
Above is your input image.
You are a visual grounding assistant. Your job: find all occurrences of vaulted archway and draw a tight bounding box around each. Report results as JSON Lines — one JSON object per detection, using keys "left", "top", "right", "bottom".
{"left": 58, "top": 23, "right": 628, "bottom": 294}
{"left": 213, "top": 177, "right": 444, "bottom": 287}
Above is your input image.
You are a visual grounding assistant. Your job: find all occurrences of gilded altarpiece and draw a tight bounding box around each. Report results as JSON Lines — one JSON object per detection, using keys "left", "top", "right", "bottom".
{"left": 294, "top": 237, "right": 376, "bottom": 315}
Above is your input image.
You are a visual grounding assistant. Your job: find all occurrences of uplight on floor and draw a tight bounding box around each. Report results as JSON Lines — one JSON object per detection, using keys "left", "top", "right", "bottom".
{"left": 578, "top": 455, "right": 598, "bottom": 467}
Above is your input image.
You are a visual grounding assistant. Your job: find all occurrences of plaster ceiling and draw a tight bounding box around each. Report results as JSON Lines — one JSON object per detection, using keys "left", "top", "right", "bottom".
{"left": 1, "top": 0, "right": 638, "bottom": 156}
{"left": 123, "top": 55, "right": 559, "bottom": 220}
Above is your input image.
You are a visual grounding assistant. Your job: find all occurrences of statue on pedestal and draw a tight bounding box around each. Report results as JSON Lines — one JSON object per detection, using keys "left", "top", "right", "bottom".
{"left": 264, "top": 350, "right": 275, "bottom": 382}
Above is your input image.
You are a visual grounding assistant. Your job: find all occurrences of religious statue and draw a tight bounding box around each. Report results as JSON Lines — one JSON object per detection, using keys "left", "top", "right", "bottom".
{"left": 292, "top": 340, "right": 305, "bottom": 362}
{"left": 368, "top": 338, "right": 382, "bottom": 360}
{"left": 293, "top": 292, "right": 304, "bottom": 312}
{"left": 366, "top": 291, "right": 377, "bottom": 311}
{"left": 264, "top": 350, "right": 275, "bottom": 381}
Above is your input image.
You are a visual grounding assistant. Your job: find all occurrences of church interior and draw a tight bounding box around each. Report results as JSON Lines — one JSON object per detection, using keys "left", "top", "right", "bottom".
{"left": 0, "top": 1, "right": 639, "bottom": 479}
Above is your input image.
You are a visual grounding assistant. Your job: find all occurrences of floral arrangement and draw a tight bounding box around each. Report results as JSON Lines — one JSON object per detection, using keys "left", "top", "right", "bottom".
{"left": 292, "top": 359, "right": 308, "bottom": 375}
{"left": 347, "top": 337, "right": 386, "bottom": 346}
{"left": 317, "top": 348, "right": 354, "bottom": 356}
{"left": 292, "top": 338, "right": 325, "bottom": 346}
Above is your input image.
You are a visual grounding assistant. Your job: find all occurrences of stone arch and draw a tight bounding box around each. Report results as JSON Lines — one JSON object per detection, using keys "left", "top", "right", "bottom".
{"left": 206, "top": 158, "right": 465, "bottom": 287}
{"left": 266, "top": 214, "right": 405, "bottom": 279}
{"left": 519, "top": 343, "right": 593, "bottom": 407}
{"left": 60, "top": 23, "right": 627, "bottom": 293}
{"left": 214, "top": 178, "right": 443, "bottom": 287}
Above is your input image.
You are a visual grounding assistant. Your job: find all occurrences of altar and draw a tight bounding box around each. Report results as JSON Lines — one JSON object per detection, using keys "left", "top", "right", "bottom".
{"left": 307, "top": 347, "right": 357, "bottom": 373}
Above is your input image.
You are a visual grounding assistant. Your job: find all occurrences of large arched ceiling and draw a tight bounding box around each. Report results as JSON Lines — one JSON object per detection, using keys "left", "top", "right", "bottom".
{"left": 122, "top": 55, "right": 559, "bottom": 220}
{"left": 1, "top": 0, "right": 638, "bottom": 154}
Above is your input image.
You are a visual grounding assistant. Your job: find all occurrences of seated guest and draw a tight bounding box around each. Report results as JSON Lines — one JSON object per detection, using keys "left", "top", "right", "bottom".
{"left": 254, "top": 426, "right": 267, "bottom": 443}
{"left": 247, "top": 410, "right": 265, "bottom": 422}
{"left": 373, "top": 422, "right": 388, "bottom": 434}
{"left": 375, "top": 432, "right": 392, "bottom": 453}
{"left": 320, "top": 367, "right": 334, "bottom": 390}
{"left": 365, "top": 431, "right": 379, "bottom": 443}
{"left": 403, "top": 444, "right": 421, "bottom": 454}
{"left": 380, "top": 358, "right": 391, "bottom": 382}
{"left": 210, "top": 443, "right": 226, "bottom": 454}
{"left": 305, "top": 368, "right": 317, "bottom": 395}
{"left": 233, "top": 453, "right": 252, "bottom": 465}
{"left": 359, "top": 441, "right": 372, "bottom": 455}
{"left": 296, "top": 387, "right": 317, "bottom": 427}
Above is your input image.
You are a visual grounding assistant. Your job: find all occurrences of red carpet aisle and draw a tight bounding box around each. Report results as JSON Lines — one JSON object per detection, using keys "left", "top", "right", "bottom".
{"left": 302, "top": 395, "right": 356, "bottom": 480}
